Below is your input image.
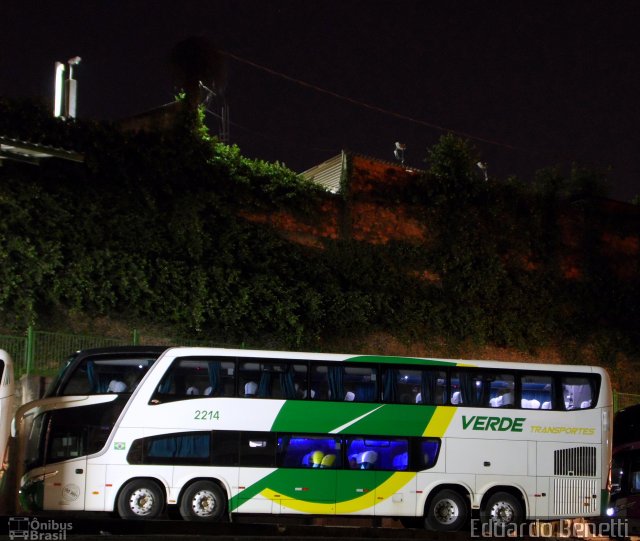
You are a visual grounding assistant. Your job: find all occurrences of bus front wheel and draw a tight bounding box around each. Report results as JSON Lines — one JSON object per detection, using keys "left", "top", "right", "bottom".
{"left": 179, "top": 480, "right": 226, "bottom": 522}
{"left": 425, "top": 488, "right": 468, "bottom": 531}
{"left": 481, "top": 491, "right": 524, "bottom": 530}
{"left": 117, "top": 479, "right": 165, "bottom": 520}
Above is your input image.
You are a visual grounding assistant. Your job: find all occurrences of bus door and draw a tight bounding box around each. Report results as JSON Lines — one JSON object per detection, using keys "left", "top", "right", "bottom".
{"left": 237, "top": 432, "right": 279, "bottom": 513}
{"left": 42, "top": 455, "right": 87, "bottom": 511}
{"left": 40, "top": 410, "right": 91, "bottom": 511}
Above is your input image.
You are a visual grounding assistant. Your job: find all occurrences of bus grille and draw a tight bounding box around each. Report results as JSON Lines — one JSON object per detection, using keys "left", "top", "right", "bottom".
{"left": 553, "top": 478, "right": 599, "bottom": 516}
{"left": 553, "top": 446, "right": 596, "bottom": 476}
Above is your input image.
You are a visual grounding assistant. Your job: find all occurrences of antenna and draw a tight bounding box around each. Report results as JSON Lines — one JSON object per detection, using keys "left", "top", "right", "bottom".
{"left": 394, "top": 142, "right": 406, "bottom": 165}
{"left": 199, "top": 81, "right": 230, "bottom": 144}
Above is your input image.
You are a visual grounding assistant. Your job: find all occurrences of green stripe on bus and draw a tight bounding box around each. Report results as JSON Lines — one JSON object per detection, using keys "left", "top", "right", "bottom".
{"left": 346, "top": 355, "right": 459, "bottom": 366}
{"left": 229, "top": 468, "right": 399, "bottom": 512}
{"left": 271, "top": 402, "right": 437, "bottom": 436}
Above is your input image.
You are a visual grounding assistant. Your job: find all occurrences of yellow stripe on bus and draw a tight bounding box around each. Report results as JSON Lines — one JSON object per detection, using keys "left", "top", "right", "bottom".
{"left": 423, "top": 406, "right": 456, "bottom": 437}
{"left": 259, "top": 472, "right": 415, "bottom": 514}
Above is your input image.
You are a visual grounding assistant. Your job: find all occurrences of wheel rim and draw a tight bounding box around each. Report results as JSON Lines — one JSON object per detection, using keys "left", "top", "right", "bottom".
{"left": 433, "top": 497, "right": 460, "bottom": 526}
{"left": 489, "top": 500, "right": 516, "bottom": 525}
{"left": 190, "top": 489, "right": 218, "bottom": 518}
{"left": 128, "top": 487, "right": 156, "bottom": 516}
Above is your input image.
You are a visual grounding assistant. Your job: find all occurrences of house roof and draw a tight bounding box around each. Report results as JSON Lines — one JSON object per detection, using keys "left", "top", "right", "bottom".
{"left": 302, "top": 150, "right": 422, "bottom": 194}
{"left": 301, "top": 152, "right": 345, "bottom": 193}
{"left": 0, "top": 136, "right": 84, "bottom": 165}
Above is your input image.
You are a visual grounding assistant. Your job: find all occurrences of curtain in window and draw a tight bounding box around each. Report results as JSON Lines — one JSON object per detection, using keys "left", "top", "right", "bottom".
{"left": 280, "top": 366, "right": 297, "bottom": 399}
{"left": 459, "top": 372, "right": 481, "bottom": 406}
{"left": 158, "top": 372, "right": 173, "bottom": 393}
{"left": 421, "top": 370, "right": 438, "bottom": 405}
{"left": 382, "top": 369, "right": 397, "bottom": 402}
{"left": 258, "top": 371, "right": 272, "bottom": 398}
{"left": 86, "top": 361, "right": 100, "bottom": 392}
{"left": 207, "top": 361, "right": 221, "bottom": 396}
{"left": 328, "top": 366, "right": 344, "bottom": 401}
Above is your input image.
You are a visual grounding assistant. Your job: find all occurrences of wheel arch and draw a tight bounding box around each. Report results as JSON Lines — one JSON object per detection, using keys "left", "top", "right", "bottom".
{"left": 115, "top": 476, "right": 168, "bottom": 517}
{"left": 480, "top": 485, "right": 529, "bottom": 517}
{"left": 176, "top": 477, "right": 230, "bottom": 509}
{"left": 423, "top": 482, "right": 472, "bottom": 516}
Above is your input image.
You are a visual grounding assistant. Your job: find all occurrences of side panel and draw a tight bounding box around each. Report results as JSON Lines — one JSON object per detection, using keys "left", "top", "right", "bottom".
{"left": 335, "top": 469, "right": 376, "bottom": 516}
{"left": 85, "top": 464, "right": 106, "bottom": 511}
{"left": 272, "top": 469, "right": 337, "bottom": 514}
{"left": 42, "top": 458, "right": 87, "bottom": 511}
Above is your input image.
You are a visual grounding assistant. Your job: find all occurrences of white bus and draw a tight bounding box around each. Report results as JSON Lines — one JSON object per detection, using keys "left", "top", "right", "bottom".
{"left": 18, "top": 347, "right": 612, "bottom": 532}
{"left": 2, "top": 346, "right": 166, "bottom": 514}
{"left": 0, "top": 349, "right": 15, "bottom": 477}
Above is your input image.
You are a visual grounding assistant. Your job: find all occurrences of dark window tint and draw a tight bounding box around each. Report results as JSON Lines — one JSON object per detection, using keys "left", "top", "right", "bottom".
{"left": 239, "top": 431, "right": 277, "bottom": 467}
{"left": 211, "top": 430, "right": 240, "bottom": 466}
{"left": 418, "top": 439, "right": 441, "bottom": 469}
{"left": 27, "top": 399, "right": 127, "bottom": 469}
{"left": 128, "top": 432, "right": 211, "bottom": 465}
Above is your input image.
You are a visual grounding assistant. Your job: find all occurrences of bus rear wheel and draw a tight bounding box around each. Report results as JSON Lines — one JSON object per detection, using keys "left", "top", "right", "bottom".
{"left": 117, "top": 479, "right": 164, "bottom": 519}
{"left": 179, "top": 480, "right": 226, "bottom": 522}
{"left": 425, "top": 488, "right": 468, "bottom": 531}
{"left": 481, "top": 491, "right": 524, "bottom": 530}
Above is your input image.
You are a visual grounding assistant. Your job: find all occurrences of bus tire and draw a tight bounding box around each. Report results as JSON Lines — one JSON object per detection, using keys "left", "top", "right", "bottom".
{"left": 425, "top": 488, "right": 468, "bottom": 531}
{"left": 117, "top": 479, "right": 164, "bottom": 520}
{"left": 179, "top": 480, "right": 226, "bottom": 522}
{"left": 481, "top": 491, "right": 523, "bottom": 530}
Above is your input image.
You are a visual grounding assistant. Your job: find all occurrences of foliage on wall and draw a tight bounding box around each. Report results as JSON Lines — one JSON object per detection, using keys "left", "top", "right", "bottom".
{"left": 0, "top": 98, "right": 637, "bottom": 365}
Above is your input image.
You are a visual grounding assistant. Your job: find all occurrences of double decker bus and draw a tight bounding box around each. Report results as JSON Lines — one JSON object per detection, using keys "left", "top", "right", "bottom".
{"left": 2, "top": 346, "right": 166, "bottom": 513}
{"left": 609, "top": 403, "right": 640, "bottom": 535}
{"left": 19, "top": 347, "right": 611, "bottom": 532}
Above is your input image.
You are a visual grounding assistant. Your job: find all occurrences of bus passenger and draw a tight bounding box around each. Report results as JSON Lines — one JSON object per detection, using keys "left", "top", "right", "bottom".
{"left": 107, "top": 380, "right": 127, "bottom": 393}
{"left": 244, "top": 381, "right": 258, "bottom": 397}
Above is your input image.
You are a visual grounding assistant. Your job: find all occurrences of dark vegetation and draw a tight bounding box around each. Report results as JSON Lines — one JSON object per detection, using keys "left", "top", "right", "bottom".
{"left": 0, "top": 97, "right": 638, "bottom": 368}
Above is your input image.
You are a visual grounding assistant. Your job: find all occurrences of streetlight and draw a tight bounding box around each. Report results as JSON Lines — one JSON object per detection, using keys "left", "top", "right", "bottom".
{"left": 54, "top": 56, "right": 81, "bottom": 119}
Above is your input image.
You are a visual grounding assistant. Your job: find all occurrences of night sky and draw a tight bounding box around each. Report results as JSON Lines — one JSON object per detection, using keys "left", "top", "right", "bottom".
{"left": 2, "top": 1, "right": 639, "bottom": 201}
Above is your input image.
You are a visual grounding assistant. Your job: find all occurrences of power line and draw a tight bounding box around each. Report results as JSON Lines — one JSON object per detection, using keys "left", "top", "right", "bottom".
{"left": 220, "top": 49, "right": 540, "bottom": 155}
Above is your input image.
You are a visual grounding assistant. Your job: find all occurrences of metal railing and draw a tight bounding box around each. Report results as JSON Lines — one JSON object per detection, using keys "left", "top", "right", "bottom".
{"left": 0, "top": 326, "right": 243, "bottom": 378}
{"left": 2, "top": 327, "right": 639, "bottom": 412}
{"left": 613, "top": 391, "right": 640, "bottom": 412}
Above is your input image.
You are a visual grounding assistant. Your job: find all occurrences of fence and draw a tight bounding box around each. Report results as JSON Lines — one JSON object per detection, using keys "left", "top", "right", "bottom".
{"left": 1, "top": 327, "right": 640, "bottom": 411}
{"left": 613, "top": 391, "right": 640, "bottom": 412}
{"left": 0, "top": 326, "right": 241, "bottom": 377}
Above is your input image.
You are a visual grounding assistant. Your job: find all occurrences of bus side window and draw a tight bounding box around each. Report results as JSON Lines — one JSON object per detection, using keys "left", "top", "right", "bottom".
{"left": 310, "top": 365, "right": 330, "bottom": 401}
{"left": 488, "top": 374, "right": 515, "bottom": 408}
{"left": 522, "top": 374, "right": 553, "bottom": 410}
{"left": 418, "top": 438, "right": 441, "bottom": 469}
{"left": 561, "top": 376, "right": 597, "bottom": 410}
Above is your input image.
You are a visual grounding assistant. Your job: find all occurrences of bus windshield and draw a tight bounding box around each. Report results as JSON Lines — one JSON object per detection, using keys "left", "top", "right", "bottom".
{"left": 24, "top": 396, "right": 129, "bottom": 471}
{"left": 44, "top": 347, "right": 166, "bottom": 397}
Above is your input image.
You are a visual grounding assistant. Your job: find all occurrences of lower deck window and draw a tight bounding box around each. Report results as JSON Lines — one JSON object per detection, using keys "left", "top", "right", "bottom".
{"left": 127, "top": 430, "right": 440, "bottom": 472}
